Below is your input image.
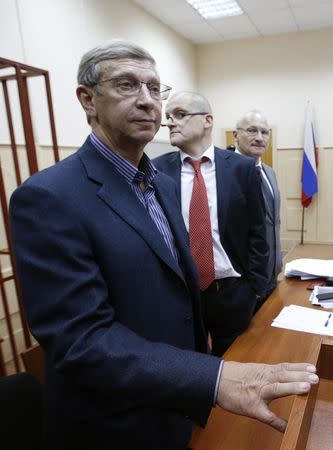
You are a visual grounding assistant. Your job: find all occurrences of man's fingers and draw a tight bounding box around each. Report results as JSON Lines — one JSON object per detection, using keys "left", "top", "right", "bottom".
{"left": 273, "top": 365, "right": 319, "bottom": 385}
{"left": 279, "top": 362, "right": 317, "bottom": 373}
{"left": 264, "top": 381, "right": 313, "bottom": 401}
{"left": 268, "top": 416, "right": 287, "bottom": 433}
{"left": 257, "top": 405, "right": 287, "bottom": 433}
{"left": 278, "top": 362, "right": 317, "bottom": 375}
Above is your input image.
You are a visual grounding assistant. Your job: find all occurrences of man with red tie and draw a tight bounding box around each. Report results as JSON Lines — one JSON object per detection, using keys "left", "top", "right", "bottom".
{"left": 154, "top": 92, "right": 269, "bottom": 356}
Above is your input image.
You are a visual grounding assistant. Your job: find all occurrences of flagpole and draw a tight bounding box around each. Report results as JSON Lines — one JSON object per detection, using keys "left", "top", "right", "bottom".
{"left": 300, "top": 102, "right": 318, "bottom": 244}
{"left": 301, "top": 207, "right": 305, "bottom": 245}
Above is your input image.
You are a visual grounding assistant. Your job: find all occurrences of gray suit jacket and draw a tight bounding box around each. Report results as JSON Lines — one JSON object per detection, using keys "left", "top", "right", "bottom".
{"left": 262, "top": 163, "right": 283, "bottom": 290}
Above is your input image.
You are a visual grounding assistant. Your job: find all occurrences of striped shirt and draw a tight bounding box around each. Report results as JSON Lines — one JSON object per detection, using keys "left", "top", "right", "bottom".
{"left": 90, "top": 133, "right": 179, "bottom": 262}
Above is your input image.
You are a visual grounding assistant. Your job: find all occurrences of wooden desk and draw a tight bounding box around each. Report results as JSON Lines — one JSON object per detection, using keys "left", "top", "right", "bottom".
{"left": 190, "top": 244, "right": 333, "bottom": 450}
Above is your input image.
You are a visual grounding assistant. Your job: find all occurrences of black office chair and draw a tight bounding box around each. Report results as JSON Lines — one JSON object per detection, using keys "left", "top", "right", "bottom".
{"left": 0, "top": 372, "right": 43, "bottom": 449}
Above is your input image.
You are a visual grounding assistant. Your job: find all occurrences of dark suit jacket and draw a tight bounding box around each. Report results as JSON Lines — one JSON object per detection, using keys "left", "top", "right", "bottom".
{"left": 9, "top": 138, "right": 221, "bottom": 450}
{"left": 153, "top": 147, "right": 269, "bottom": 297}
{"left": 262, "top": 163, "right": 283, "bottom": 290}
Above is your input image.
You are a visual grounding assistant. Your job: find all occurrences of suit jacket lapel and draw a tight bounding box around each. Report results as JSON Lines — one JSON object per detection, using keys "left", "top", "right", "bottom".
{"left": 153, "top": 172, "right": 198, "bottom": 283}
{"left": 215, "top": 148, "right": 232, "bottom": 237}
{"left": 262, "top": 165, "right": 275, "bottom": 222}
{"left": 158, "top": 152, "right": 182, "bottom": 203}
{"left": 78, "top": 143, "right": 184, "bottom": 281}
{"left": 266, "top": 167, "right": 280, "bottom": 223}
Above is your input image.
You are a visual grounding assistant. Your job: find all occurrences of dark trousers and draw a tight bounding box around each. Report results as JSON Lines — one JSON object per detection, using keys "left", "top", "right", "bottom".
{"left": 0, "top": 373, "right": 44, "bottom": 450}
{"left": 201, "top": 277, "right": 257, "bottom": 357}
{"left": 255, "top": 280, "right": 277, "bottom": 312}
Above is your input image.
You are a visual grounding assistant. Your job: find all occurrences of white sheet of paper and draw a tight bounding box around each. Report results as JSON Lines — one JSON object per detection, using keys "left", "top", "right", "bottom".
{"left": 272, "top": 304, "right": 333, "bottom": 336}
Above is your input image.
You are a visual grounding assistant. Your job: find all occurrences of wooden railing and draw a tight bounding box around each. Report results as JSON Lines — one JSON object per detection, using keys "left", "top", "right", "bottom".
{"left": 0, "top": 57, "right": 59, "bottom": 374}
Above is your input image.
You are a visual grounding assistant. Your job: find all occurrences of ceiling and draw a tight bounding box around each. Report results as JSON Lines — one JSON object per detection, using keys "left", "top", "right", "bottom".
{"left": 132, "top": 0, "right": 333, "bottom": 43}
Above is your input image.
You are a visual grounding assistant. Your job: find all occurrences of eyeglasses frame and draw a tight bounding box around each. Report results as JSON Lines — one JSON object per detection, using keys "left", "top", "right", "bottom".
{"left": 236, "top": 127, "right": 271, "bottom": 138}
{"left": 165, "top": 111, "right": 209, "bottom": 122}
{"left": 92, "top": 76, "right": 172, "bottom": 101}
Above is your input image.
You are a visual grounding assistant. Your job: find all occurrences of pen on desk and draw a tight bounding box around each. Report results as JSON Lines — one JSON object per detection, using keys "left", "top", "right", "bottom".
{"left": 324, "top": 313, "right": 332, "bottom": 327}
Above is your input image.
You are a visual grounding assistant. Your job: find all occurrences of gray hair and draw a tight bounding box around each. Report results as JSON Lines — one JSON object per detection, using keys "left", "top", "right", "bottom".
{"left": 236, "top": 110, "right": 269, "bottom": 128}
{"left": 77, "top": 39, "right": 156, "bottom": 87}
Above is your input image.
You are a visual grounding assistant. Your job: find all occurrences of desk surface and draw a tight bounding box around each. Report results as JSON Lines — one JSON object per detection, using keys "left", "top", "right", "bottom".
{"left": 190, "top": 244, "right": 333, "bottom": 450}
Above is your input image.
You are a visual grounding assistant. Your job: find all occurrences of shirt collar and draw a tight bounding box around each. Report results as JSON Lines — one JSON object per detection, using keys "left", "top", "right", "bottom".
{"left": 179, "top": 144, "right": 215, "bottom": 164}
{"left": 89, "top": 132, "right": 156, "bottom": 185}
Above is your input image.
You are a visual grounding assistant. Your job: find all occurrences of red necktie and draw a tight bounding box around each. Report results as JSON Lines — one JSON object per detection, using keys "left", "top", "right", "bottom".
{"left": 187, "top": 158, "right": 215, "bottom": 290}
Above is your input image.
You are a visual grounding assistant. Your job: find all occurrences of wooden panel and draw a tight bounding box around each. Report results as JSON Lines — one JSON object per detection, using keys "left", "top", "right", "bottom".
{"left": 306, "top": 379, "right": 333, "bottom": 450}
{"left": 317, "top": 147, "right": 333, "bottom": 242}
{"left": 0, "top": 337, "right": 5, "bottom": 375}
{"left": 225, "top": 130, "right": 234, "bottom": 147}
{"left": 285, "top": 157, "right": 302, "bottom": 199}
{"left": 280, "top": 370, "right": 319, "bottom": 450}
{"left": 278, "top": 147, "right": 333, "bottom": 250}
{"left": 286, "top": 204, "right": 304, "bottom": 232}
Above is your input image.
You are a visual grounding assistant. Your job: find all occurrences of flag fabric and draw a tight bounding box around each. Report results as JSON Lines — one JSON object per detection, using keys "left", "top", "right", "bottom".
{"left": 301, "top": 105, "right": 318, "bottom": 208}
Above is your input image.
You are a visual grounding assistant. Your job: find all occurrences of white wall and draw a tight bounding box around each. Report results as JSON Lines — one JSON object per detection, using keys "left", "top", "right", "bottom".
{"left": 196, "top": 28, "right": 333, "bottom": 148}
{"left": 0, "top": 0, "right": 196, "bottom": 147}
{"left": 196, "top": 28, "right": 333, "bottom": 250}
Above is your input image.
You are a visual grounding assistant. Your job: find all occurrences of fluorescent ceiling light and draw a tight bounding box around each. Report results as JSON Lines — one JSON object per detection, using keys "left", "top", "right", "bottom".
{"left": 186, "top": 0, "right": 243, "bottom": 20}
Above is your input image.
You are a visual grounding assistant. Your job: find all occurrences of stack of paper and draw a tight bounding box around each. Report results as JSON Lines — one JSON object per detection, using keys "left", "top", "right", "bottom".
{"left": 272, "top": 305, "right": 333, "bottom": 336}
{"left": 309, "top": 286, "right": 333, "bottom": 309}
{"left": 284, "top": 258, "right": 333, "bottom": 279}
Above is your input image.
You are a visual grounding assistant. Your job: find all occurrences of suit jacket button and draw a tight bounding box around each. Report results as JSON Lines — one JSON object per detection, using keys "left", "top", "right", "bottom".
{"left": 185, "top": 316, "right": 192, "bottom": 324}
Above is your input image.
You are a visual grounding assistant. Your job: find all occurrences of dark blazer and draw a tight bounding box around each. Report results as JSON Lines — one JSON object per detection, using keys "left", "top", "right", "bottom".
{"left": 153, "top": 147, "right": 269, "bottom": 297}
{"left": 262, "top": 163, "right": 283, "bottom": 289}
{"left": 9, "top": 138, "right": 221, "bottom": 450}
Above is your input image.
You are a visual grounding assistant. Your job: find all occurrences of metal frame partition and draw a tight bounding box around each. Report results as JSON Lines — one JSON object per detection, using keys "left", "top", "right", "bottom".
{"left": 0, "top": 57, "right": 59, "bottom": 375}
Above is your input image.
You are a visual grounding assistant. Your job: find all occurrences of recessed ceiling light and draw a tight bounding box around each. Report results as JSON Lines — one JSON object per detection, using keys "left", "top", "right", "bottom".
{"left": 186, "top": 0, "right": 244, "bottom": 20}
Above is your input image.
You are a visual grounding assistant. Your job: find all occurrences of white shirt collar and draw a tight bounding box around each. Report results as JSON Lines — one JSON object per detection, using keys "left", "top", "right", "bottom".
{"left": 179, "top": 144, "right": 215, "bottom": 164}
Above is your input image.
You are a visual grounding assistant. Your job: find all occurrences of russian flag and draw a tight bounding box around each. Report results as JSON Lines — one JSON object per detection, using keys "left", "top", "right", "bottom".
{"left": 301, "top": 105, "right": 318, "bottom": 208}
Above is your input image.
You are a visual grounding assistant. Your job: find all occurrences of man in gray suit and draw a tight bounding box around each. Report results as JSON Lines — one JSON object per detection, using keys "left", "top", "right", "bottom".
{"left": 233, "top": 110, "right": 283, "bottom": 306}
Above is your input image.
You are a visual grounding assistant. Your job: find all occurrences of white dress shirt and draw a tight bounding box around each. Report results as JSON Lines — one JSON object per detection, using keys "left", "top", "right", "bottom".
{"left": 179, "top": 145, "right": 240, "bottom": 279}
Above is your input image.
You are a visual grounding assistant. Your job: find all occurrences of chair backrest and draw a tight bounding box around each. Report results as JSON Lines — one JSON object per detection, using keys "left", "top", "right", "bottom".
{"left": 0, "top": 337, "right": 5, "bottom": 376}
{"left": 21, "top": 344, "right": 45, "bottom": 384}
{"left": 0, "top": 373, "right": 43, "bottom": 450}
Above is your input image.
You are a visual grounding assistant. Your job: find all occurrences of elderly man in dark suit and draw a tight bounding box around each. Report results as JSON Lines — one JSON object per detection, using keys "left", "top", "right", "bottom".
{"left": 154, "top": 92, "right": 269, "bottom": 356}
{"left": 234, "top": 110, "right": 283, "bottom": 306}
{"left": 10, "top": 41, "right": 317, "bottom": 450}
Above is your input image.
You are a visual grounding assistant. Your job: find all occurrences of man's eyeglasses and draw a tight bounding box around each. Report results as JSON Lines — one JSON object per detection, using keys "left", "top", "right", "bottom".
{"left": 94, "top": 77, "right": 172, "bottom": 101}
{"left": 165, "top": 111, "right": 209, "bottom": 122}
{"left": 237, "top": 127, "right": 271, "bottom": 138}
